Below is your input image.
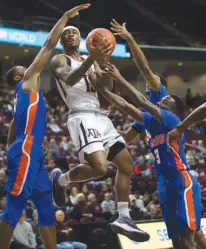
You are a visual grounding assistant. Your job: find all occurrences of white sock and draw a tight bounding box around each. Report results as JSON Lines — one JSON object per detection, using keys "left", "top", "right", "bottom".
{"left": 117, "top": 202, "right": 130, "bottom": 218}
{"left": 58, "top": 172, "right": 71, "bottom": 186}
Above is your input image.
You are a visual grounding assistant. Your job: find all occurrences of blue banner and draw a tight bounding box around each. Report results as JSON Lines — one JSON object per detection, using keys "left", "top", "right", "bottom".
{"left": 0, "top": 27, "right": 129, "bottom": 58}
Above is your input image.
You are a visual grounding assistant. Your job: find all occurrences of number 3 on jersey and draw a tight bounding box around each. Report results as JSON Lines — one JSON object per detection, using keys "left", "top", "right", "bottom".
{"left": 84, "top": 75, "right": 96, "bottom": 93}
{"left": 154, "top": 149, "right": 161, "bottom": 164}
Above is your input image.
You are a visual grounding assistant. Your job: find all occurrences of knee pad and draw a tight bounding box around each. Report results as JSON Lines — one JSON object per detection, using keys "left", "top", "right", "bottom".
{"left": 1, "top": 193, "right": 27, "bottom": 227}
{"left": 32, "top": 191, "right": 55, "bottom": 227}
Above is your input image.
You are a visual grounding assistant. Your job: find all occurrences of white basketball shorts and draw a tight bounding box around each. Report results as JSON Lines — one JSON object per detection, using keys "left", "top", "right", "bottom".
{"left": 67, "top": 112, "right": 125, "bottom": 163}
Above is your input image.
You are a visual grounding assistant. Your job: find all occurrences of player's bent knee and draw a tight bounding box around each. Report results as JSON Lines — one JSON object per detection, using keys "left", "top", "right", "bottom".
{"left": 32, "top": 191, "right": 55, "bottom": 227}
{"left": 123, "top": 163, "right": 134, "bottom": 175}
{"left": 117, "top": 161, "right": 134, "bottom": 176}
{"left": 94, "top": 162, "right": 108, "bottom": 177}
{"left": 89, "top": 152, "right": 108, "bottom": 177}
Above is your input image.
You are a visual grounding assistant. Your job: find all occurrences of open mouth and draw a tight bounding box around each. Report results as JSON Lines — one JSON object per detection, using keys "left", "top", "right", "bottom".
{"left": 67, "top": 38, "right": 75, "bottom": 43}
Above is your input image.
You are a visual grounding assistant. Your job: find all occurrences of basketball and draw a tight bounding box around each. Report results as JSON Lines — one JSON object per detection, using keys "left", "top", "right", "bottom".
{"left": 86, "top": 28, "right": 116, "bottom": 55}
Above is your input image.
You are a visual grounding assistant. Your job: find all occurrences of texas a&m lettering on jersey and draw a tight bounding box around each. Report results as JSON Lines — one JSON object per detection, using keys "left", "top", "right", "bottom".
{"left": 88, "top": 128, "right": 101, "bottom": 139}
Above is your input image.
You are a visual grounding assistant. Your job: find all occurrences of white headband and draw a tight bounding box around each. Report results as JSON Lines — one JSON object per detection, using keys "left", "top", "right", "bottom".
{"left": 61, "top": 26, "right": 81, "bottom": 38}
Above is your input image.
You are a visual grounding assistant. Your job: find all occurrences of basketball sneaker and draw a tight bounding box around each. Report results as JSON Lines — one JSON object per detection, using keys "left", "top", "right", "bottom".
{"left": 109, "top": 215, "right": 150, "bottom": 242}
{"left": 50, "top": 168, "right": 66, "bottom": 208}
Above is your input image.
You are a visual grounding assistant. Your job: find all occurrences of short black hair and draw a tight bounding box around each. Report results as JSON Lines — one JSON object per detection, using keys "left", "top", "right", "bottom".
{"left": 156, "top": 74, "right": 168, "bottom": 89}
{"left": 171, "top": 94, "right": 186, "bottom": 120}
{"left": 5, "top": 66, "right": 18, "bottom": 88}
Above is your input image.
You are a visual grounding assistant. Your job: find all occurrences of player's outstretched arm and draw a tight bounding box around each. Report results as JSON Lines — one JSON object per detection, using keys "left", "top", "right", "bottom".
{"left": 177, "top": 102, "right": 206, "bottom": 132}
{"left": 167, "top": 102, "right": 206, "bottom": 146}
{"left": 110, "top": 19, "right": 160, "bottom": 92}
{"left": 119, "top": 128, "right": 141, "bottom": 144}
{"left": 99, "top": 86, "right": 144, "bottom": 124}
{"left": 7, "top": 118, "right": 15, "bottom": 149}
{"left": 51, "top": 37, "right": 112, "bottom": 87}
{"left": 104, "top": 63, "right": 162, "bottom": 121}
{"left": 88, "top": 66, "right": 143, "bottom": 123}
{"left": 23, "top": 4, "right": 90, "bottom": 92}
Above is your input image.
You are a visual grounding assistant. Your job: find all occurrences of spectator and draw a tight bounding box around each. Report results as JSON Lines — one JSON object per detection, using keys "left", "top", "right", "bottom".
{"left": 70, "top": 186, "right": 80, "bottom": 205}
{"left": 136, "top": 155, "right": 152, "bottom": 177}
{"left": 56, "top": 210, "right": 87, "bottom": 249}
{"left": 46, "top": 159, "right": 56, "bottom": 173}
{"left": 82, "top": 184, "right": 90, "bottom": 199}
{"left": 48, "top": 138, "right": 60, "bottom": 159}
{"left": 185, "top": 88, "right": 193, "bottom": 107}
{"left": 190, "top": 164, "right": 200, "bottom": 182}
{"left": 25, "top": 201, "right": 34, "bottom": 220}
{"left": 59, "top": 143, "right": 68, "bottom": 157}
{"left": 87, "top": 193, "right": 103, "bottom": 217}
{"left": 60, "top": 136, "right": 70, "bottom": 151}
{"left": 30, "top": 210, "right": 43, "bottom": 249}
{"left": 101, "top": 192, "right": 116, "bottom": 215}
{"left": 105, "top": 177, "right": 113, "bottom": 190}
{"left": 99, "top": 183, "right": 110, "bottom": 201}
{"left": 148, "top": 204, "right": 162, "bottom": 220}
{"left": 48, "top": 118, "right": 62, "bottom": 133}
{"left": 129, "top": 196, "right": 143, "bottom": 220}
{"left": 135, "top": 194, "right": 147, "bottom": 213}
{"left": 72, "top": 193, "right": 93, "bottom": 220}
{"left": 11, "top": 210, "right": 37, "bottom": 249}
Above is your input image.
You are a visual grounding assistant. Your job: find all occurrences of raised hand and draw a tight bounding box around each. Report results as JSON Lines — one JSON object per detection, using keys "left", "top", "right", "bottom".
{"left": 110, "top": 19, "right": 131, "bottom": 40}
{"left": 166, "top": 128, "right": 182, "bottom": 148}
{"left": 66, "top": 3, "right": 91, "bottom": 19}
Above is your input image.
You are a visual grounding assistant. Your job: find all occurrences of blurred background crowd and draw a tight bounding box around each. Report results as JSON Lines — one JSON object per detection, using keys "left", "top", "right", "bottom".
{"left": 1, "top": 0, "right": 206, "bottom": 248}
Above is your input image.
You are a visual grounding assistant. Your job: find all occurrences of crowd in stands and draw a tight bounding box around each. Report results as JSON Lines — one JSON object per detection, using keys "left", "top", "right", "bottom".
{"left": 0, "top": 85, "right": 206, "bottom": 249}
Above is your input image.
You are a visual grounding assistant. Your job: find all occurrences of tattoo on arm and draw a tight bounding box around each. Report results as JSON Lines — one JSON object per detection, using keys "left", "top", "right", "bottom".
{"left": 126, "top": 36, "right": 160, "bottom": 91}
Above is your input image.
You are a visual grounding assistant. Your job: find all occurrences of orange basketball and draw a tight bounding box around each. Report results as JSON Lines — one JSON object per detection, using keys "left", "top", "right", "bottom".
{"left": 86, "top": 28, "right": 116, "bottom": 55}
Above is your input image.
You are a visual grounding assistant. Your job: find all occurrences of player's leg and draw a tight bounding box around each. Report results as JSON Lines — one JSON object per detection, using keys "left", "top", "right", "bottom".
{"left": 31, "top": 191, "right": 57, "bottom": 249}
{"left": 51, "top": 150, "right": 108, "bottom": 207}
{"left": 51, "top": 114, "right": 109, "bottom": 207}
{"left": 95, "top": 116, "right": 149, "bottom": 241}
{"left": 176, "top": 173, "right": 201, "bottom": 249}
{"left": 58, "top": 150, "right": 108, "bottom": 182}
{"left": 179, "top": 228, "right": 197, "bottom": 249}
{"left": 31, "top": 163, "right": 58, "bottom": 249}
{"left": 108, "top": 144, "right": 149, "bottom": 242}
{"left": 110, "top": 144, "right": 132, "bottom": 202}
{"left": 163, "top": 178, "right": 182, "bottom": 249}
{"left": 0, "top": 141, "right": 31, "bottom": 248}
{"left": 0, "top": 193, "right": 27, "bottom": 249}
{"left": 195, "top": 230, "right": 206, "bottom": 249}
{"left": 171, "top": 236, "right": 182, "bottom": 249}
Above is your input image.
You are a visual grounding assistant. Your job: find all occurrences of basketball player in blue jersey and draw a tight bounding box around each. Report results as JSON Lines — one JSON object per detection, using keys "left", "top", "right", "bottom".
{"left": 110, "top": 20, "right": 206, "bottom": 248}
{"left": 167, "top": 103, "right": 206, "bottom": 249}
{"left": 110, "top": 19, "right": 168, "bottom": 207}
{"left": 0, "top": 4, "right": 91, "bottom": 249}
{"left": 92, "top": 62, "right": 202, "bottom": 249}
